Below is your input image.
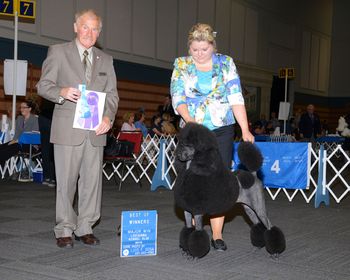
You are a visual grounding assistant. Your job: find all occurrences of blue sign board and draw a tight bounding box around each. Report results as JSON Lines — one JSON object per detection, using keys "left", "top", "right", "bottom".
{"left": 120, "top": 210, "right": 158, "bottom": 257}
{"left": 233, "top": 142, "right": 310, "bottom": 189}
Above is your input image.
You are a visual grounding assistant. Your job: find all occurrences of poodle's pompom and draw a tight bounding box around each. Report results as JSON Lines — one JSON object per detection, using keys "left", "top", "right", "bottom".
{"left": 179, "top": 226, "right": 195, "bottom": 253}
{"left": 188, "top": 230, "right": 210, "bottom": 258}
{"left": 250, "top": 222, "right": 267, "bottom": 248}
{"left": 264, "top": 226, "right": 286, "bottom": 255}
{"left": 236, "top": 170, "right": 255, "bottom": 189}
{"left": 237, "top": 142, "right": 263, "bottom": 172}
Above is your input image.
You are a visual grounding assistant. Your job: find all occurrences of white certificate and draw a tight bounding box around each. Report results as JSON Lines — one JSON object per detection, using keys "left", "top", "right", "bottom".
{"left": 73, "top": 84, "right": 106, "bottom": 131}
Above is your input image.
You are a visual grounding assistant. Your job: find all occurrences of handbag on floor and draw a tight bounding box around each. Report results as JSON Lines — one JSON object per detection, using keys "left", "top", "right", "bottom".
{"left": 104, "top": 134, "right": 134, "bottom": 157}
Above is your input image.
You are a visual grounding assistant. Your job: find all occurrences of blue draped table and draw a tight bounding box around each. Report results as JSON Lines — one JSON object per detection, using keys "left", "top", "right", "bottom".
{"left": 18, "top": 132, "right": 41, "bottom": 178}
{"left": 316, "top": 136, "right": 345, "bottom": 144}
{"left": 315, "top": 135, "right": 345, "bottom": 155}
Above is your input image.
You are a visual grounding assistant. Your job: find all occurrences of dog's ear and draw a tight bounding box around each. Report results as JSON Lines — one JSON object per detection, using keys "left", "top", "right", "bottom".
{"left": 190, "top": 147, "right": 222, "bottom": 175}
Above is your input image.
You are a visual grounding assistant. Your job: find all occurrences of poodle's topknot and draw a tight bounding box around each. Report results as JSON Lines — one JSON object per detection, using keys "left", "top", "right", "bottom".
{"left": 237, "top": 142, "right": 263, "bottom": 172}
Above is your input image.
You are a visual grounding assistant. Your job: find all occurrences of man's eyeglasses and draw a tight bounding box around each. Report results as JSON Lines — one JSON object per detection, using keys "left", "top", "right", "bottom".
{"left": 20, "top": 106, "right": 30, "bottom": 109}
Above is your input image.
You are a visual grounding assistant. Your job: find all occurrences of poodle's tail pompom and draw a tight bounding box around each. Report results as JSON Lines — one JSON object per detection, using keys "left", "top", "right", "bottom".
{"left": 264, "top": 226, "right": 286, "bottom": 255}
{"left": 250, "top": 222, "right": 267, "bottom": 248}
{"left": 238, "top": 142, "right": 263, "bottom": 172}
{"left": 187, "top": 230, "right": 210, "bottom": 258}
{"left": 179, "top": 226, "right": 195, "bottom": 253}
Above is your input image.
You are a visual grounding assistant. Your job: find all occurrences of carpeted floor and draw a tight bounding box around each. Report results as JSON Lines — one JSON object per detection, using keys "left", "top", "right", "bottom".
{"left": 0, "top": 177, "right": 349, "bottom": 280}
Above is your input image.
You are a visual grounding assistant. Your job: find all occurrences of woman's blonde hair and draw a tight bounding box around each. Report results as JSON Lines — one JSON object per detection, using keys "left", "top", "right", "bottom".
{"left": 122, "top": 112, "right": 134, "bottom": 123}
{"left": 188, "top": 23, "right": 216, "bottom": 51}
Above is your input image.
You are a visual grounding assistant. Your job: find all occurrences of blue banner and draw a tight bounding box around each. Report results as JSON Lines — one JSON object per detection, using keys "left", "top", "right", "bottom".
{"left": 120, "top": 210, "right": 157, "bottom": 257}
{"left": 233, "top": 142, "right": 310, "bottom": 189}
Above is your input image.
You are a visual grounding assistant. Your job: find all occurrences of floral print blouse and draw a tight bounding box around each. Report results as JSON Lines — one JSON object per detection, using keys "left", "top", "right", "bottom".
{"left": 170, "top": 53, "right": 244, "bottom": 130}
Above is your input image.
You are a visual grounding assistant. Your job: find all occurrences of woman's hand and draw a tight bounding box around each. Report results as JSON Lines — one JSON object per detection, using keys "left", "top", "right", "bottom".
{"left": 241, "top": 130, "right": 255, "bottom": 143}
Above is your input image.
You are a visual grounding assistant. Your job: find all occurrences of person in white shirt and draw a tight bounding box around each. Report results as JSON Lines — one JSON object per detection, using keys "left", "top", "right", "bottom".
{"left": 121, "top": 112, "right": 140, "bottom": 132}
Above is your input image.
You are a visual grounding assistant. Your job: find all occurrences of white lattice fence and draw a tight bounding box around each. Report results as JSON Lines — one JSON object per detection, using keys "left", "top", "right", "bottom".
{"left": 102, "top": 137, "right": 350, "bottom": 203}
{"left": 1, "top": 156, "right": 42, "bottom": 179}
{"left": 324, "top": 145, "right": 350, "bottom": 203}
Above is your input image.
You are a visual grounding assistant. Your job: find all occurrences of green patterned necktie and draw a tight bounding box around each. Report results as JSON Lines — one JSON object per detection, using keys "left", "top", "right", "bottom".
{"left": 83, "top": 50, "right": 92, "bottom": 84}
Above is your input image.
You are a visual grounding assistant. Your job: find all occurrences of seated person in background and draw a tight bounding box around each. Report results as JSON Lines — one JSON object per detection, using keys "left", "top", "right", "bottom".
{"left": 264, "top": 121, "right": 274, "bottom": 135}
{"left": 149, "top": 114, "right": 164, "bottom": 137}
{"left": 269, "top": 111, "right": 280, "bottom": 130}
{"left": 121, "top": 112, "right": 141, "bottom": 132}
{"left": 1, "top": 108, "right": 13, "bottom": 132}
{"left": 11, "top": 100, "right": 39, "bottom": 143}
{"left": 158, "top": 95, "right": 175, "bottom": 119}
{"left": 134, "top": 111, "right": 148, "bottom": 137}
{"left": 258, "top": 113, "right": 268, "bottom": 128}
{"left": 0, "top": 99, "right": 39, "bottom": 167}
{"left": 158, "top": 94, "right": 179, "bottom": 128}
{"left": 161, "top": 113, "right": 177, "bottom": 136}
{"left": 252, "top": 120, "right": 265, "bottom": 136}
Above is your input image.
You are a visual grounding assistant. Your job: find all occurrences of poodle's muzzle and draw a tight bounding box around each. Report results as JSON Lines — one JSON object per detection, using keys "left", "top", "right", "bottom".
{"left": 176, "top": 143, "right": 195, "bottom": 162}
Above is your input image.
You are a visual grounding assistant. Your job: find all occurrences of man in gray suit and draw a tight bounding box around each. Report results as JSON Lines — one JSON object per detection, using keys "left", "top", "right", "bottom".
{"left": 37, "top": 9, "right": 119, "bottom": 248}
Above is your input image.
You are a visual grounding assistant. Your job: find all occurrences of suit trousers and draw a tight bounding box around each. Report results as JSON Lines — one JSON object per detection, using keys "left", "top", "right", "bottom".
{"left": 53, "top": 136, "right": 103, "bottom": 238}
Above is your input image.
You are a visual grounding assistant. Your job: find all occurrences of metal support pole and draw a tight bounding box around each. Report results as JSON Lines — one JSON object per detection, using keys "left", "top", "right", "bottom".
{"left": 11, "top": 8, "right": 18, "bottom": 139}
{"left": 283, "top": 74, "right": 288, "bottom": 135}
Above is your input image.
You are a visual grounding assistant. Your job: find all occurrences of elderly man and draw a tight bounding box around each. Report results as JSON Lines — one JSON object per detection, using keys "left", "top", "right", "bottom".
{"left": 37, "top": 9, "right": 119, "bottom": 248}
{"left": 299, "top": 104, "right": 321, "bottom": 141}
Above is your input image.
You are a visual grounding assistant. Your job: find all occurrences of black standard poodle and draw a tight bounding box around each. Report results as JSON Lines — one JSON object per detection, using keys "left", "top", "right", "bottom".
{"left": 174, "top": 123, "right": 286, "bottom": 259}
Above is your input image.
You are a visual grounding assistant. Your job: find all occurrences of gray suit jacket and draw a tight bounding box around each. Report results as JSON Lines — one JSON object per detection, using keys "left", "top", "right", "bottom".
{"left": 37, "top": 41, "right": 119, "bottom": 146}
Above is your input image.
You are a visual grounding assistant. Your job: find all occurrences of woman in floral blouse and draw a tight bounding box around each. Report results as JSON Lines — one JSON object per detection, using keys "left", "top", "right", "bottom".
{"left": 170, "top": 23, "right": 254, "bottom": 252}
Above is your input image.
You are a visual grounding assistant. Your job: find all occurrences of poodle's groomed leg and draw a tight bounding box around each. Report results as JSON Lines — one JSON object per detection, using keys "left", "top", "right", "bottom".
{"left": 194, "top": 214, "right": 203, "bottom": 230}
{"left": 184, "top": 211, "right": 193, "bottom": 228}
{"left": 180, "top": 211, "right": 195, "bottom": 255}
{"left": 188, "top": 214, "right": 210, "bottom": 258}
{"left": 242, "top": 204, "right": 271, "bottom": 229}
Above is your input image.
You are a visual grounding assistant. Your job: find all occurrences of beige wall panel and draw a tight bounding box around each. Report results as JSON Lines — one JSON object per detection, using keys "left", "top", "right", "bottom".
{"left": 215, "top": 0, "right": 231, "bottom": 54}
{"left": 318, "top": 37, "right": 330, "bottom": 92}
{"left": 41, "top": 0, "right": 74, "bottom": 41}
{"left": 309, "top": 34, "right": 320, "bottom": 90}
{"left": 268, "top": 46, "right": 294, "bottom": 73}
{"left": 177, "top": 0, "right": 197, "bottom": 57}
{"left": 105, "top": 0, "right": 132, "bottom": 53}
{"left": 230, "top": 1, "right": 245, "bottom": 62}
{"left": 198, "top": 0, "right": 215, "bottom": 27}
{"left": 268, "top": 18, "right": 295, "bottom": 49}
{"left": 132, "top": 0, "right": 156, "bottom": 58}
{"left": 244, "top": 7, "right": 258, "bottom": 65}
{"left": 0, "top": 19, "right": 36, "bottom": 34}
{"left": 156, "top": 0, "right": 177, "bottom": 62}
{"left": 300, "top": 31, "right": 311, "bottom": 89}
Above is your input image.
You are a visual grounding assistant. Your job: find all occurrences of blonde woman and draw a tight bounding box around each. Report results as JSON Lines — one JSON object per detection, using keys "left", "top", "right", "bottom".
{"left": 170, "top": 23, "right": 254, "bottom": 251}
{"left": 121, "top": 112, "right": 140, "bottom": 132}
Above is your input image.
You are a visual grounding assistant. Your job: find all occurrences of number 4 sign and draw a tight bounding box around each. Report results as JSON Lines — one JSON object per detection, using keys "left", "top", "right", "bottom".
{"left": 232, "top": 142, "right": 310, "bottom": 189}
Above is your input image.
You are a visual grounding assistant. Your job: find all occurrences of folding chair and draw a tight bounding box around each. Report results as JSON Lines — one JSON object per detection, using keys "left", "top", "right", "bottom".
{"left": 104, "top": 131, "right": 143, "bottom": 190}
{"left": 17, "top": 132, "right": 42, "bottom": 182}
